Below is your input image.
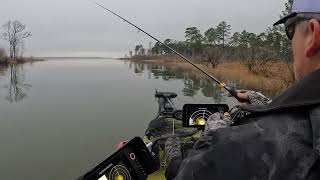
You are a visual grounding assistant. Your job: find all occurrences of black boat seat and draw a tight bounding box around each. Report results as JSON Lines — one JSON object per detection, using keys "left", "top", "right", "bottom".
{"left": 155, "top": 92, "right": 177, "bottom": 99}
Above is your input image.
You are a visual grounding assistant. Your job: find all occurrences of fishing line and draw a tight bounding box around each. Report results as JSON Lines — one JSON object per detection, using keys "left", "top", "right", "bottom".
{"left": 91, "top": 1, "right": 245, "bottom": 102}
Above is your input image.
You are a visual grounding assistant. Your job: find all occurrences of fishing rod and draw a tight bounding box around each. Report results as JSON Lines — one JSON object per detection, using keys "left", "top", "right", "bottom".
{"left": 93, "top": 2, "right": 244, "bottom": 102}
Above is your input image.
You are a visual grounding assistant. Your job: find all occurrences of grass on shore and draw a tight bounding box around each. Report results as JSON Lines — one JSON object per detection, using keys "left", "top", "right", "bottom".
{"left": 132, "top": 57, "right": 294, "bottom": 95}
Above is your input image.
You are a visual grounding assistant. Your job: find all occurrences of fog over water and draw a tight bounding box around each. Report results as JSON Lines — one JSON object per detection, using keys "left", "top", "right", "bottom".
{"left": 0, "top": 0, "right": 286, "bottom": 57}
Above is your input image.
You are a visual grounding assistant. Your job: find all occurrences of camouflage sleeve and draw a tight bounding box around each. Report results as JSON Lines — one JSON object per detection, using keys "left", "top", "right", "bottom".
{"left": 165, "top": 137, "right": 182, "bottom": 163}
{"left": 204, "top": 112, "right": 231, "bottom": 136}
{"left": 247, "top": 90, "right": 272, "bottom": 105}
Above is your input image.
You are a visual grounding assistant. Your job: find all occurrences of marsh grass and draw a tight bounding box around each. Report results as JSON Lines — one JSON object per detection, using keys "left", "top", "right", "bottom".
{"left": 137, "top": 57, "right": 293, "bottom": 96}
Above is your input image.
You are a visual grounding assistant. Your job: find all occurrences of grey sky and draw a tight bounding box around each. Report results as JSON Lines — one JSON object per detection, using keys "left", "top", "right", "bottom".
{"left": 0, "top": 0, "right": 287, "bottom": 57}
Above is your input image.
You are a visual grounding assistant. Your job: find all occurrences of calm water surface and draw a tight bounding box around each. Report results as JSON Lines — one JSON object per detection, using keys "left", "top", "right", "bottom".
{"left": 0, "top": 59, "right": 239, "bottom": 179}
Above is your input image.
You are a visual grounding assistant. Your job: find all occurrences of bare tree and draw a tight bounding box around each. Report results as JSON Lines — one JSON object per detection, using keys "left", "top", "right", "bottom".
{"left": 1, "top": 20, "right": 31, "bottom": 59}
{"left": 0, "top": 47, "right": 6, "bottom": 60}
{"left": 203, "top": 46, "right": 224, "bottom": 68}
{"left": 19, "top": 40, "right": 25, "bottom": 58}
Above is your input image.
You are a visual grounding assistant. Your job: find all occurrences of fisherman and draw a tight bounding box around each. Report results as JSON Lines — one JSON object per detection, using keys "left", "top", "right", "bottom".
{"left": 165, "top": 0, "right": 320, "bottom": 179}
{"left": 165, "top": 91, "right": 271, "bottom": 179}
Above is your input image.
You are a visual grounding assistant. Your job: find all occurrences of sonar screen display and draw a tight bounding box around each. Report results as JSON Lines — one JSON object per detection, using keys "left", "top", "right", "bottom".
{"left": 183, "top": 104, "right": 229, "bottom": 128}
{"left": 98, "top": 161, "right": 132, "bottom": 180}
{"left": 80, "top": 137, "right": 159, "bottom": 180}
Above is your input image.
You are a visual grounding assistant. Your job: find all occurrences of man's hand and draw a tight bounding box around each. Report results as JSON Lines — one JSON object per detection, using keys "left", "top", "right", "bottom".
{"left": 204, "top": 112, "right": 232, "bottom": 136}
{"left": 117, "top": 141, "right": 128, "bottom": 149}
{"left": 228, "top": 90, "right": 272, "bottom": 105}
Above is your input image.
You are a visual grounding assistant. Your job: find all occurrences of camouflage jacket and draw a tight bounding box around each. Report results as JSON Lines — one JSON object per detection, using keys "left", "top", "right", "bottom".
{"left": 174, "top": 69, "right": 320, "bottom": 180}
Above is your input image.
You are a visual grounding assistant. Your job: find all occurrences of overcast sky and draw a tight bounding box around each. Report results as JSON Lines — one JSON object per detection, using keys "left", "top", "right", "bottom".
{"left": 0, "top": 0, "right": 287, "bottom": 57}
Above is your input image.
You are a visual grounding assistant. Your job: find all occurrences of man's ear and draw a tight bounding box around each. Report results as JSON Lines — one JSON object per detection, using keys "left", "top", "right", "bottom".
{"left": 305, "top": 19, "right": 320, "bottom": 57}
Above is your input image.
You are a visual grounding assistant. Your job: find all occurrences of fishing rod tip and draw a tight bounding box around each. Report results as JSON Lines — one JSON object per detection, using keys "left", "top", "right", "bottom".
{"left": 88, "top": 0, "right": 100, "bottom": 6}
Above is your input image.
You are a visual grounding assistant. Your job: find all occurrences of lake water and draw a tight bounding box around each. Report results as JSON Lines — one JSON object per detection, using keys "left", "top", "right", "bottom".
{"left": 0, "top": 59, "right": 239, "bottom": 179}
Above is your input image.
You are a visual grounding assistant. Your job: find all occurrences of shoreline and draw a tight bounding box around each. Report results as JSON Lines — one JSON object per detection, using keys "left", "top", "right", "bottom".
{"left": 122, "top": 56, "right": 293, "bottom": 95}
{"left": 0, "top": 57, "right": 45, "bottom": 66}
{"left": 0, "top": 56, "right": 291, "bottom": 96}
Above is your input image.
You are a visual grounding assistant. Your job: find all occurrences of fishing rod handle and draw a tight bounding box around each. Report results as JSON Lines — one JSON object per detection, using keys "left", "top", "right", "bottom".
{"left": 229, "top": 87, "right": 249, "bottom": 103}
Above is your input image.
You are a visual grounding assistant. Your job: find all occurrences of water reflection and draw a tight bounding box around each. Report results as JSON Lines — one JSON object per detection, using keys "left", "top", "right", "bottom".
{"left": 2, "top": 64, "right": 31, "bottom": 103}
{"left": 126, "top": 60, "right": 278, "bottom": 102}
{"left": 126, "top": 60, "right": 229, "bottom": 102}
{"left": 0, "top": 65, "right": 7, "bottom": 76}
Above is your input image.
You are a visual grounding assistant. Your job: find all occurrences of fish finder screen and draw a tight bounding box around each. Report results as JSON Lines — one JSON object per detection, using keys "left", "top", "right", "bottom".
{"left": 80, "top": 137, "right": 159, "bottom": 180}
{"left": 183, "top": 104, "right": 229, "bottom": 128}
{"left": 98, "top": 161, "right": 132, "bottom": 180}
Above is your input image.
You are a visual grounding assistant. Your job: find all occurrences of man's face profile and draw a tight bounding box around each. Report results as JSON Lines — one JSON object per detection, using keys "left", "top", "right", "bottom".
{"left": 292, "top": 18, "right": 320, "bottom": 80}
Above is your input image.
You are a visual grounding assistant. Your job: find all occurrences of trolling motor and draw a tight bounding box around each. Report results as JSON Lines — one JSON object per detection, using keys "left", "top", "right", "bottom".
{"left": 155, "top": 91, "right": 176, "bottom": 115}
{"left": 145, "top": 91, "right": 185, "bottom": 140}
{"left": 155, "top": 91, "right": 182, "bottom": 120}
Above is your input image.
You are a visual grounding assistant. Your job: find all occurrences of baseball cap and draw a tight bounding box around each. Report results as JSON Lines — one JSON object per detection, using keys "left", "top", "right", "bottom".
{"left": 274, "top": 0, "right": 320, "bottom": 26}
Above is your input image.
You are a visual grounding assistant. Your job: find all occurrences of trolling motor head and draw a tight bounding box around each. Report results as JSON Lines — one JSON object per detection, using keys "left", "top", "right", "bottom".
{"left": 155, "top": 91, "right": 177, "bottom": 116}
{"left": 155, "top": 92, "right": 177, "bottom": 99}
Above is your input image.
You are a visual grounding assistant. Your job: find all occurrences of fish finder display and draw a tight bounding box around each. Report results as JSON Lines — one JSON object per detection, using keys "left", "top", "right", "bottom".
{"left": 183, "top": 104, "right": 229, "bottom": 128}
{"left": 79, "top": 137, "right": 159, "bottom": 180}
{"left": 97, "top": 161, "right": 132, "bottom": 180}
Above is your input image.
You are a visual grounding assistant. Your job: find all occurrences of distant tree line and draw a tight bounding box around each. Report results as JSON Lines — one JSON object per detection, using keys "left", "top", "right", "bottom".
{"left": 131, "top": 0, "right": 293, "bottom": 76}
{"left": 148, "top": 21, "right": 291, "bottom": 69}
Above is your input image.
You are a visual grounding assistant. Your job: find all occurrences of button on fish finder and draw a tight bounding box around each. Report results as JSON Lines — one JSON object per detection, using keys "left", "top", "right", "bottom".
{"left": 129, "top": 153, "right": 136, "bottom": 160}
